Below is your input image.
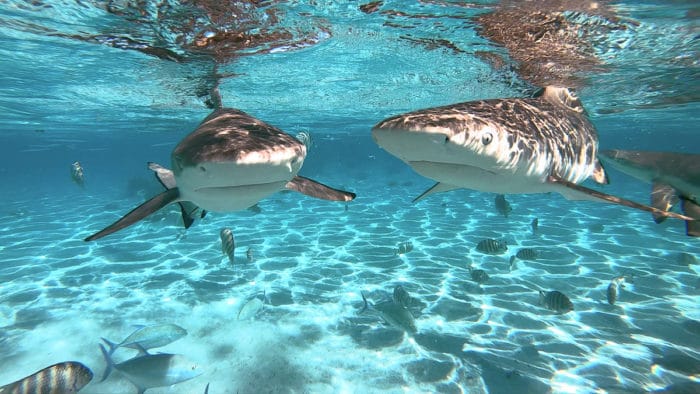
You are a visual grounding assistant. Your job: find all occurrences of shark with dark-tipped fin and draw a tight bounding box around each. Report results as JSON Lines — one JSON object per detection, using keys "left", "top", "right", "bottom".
{"left": 371, "top": 86, "right": 693, "bottom": 222}
{"left": 599, "top": 150, "right": 700, "bottom": 236}
{"left": 85, "top": 108, "right": 355, "bottom": 241}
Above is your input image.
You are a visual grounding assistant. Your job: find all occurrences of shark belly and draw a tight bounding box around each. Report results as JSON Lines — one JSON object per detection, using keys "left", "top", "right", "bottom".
{"left": 409, "top": 161, "right": 555, "bottom": 194}
{"left": 181, "top": 181, "right": 288, "bottom": 212}
{"left": 175, "top": 160, "right": 300, "bottom": 212}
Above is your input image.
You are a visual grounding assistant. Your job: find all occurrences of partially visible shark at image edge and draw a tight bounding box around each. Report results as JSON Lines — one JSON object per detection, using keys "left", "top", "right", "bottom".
{"left": 599, "top": 150, "right": 700, "bottom": 236}
{"left": 85, "top": 108, "right": 355, "bottom": 241}
{"left": 371, "top": 86, "right": 694, "bottom": 222}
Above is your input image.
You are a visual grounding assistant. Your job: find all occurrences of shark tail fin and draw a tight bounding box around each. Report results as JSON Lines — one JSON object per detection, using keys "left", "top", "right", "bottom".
{"left": 286, "top": 176, "right": 355, "bottom": 201}
{"left": 413, "top": 182, "right": 460, "bottom": 203}
{"left": 85, "top": 188, "right": 181, "bottom": 241}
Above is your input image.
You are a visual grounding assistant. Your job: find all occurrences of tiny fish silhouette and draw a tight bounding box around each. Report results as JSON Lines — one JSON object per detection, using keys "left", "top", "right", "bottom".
{"left": 539, "top": 290, "right": 574, "bottom": 314}
{"left": 71, "top": 161, "right": 85, "bottom": 187}
{"left": 531, "top": 218, "right": 539, "bottom": 234}
{"left": 220, "top": 228, "right": 235, "bottom": 264}
{"left": 495, "top": 194, "right": 512, "bottom": 217}
{"left": 246, "top": 247, "right": 254, "bottom": 262}
{"left": 476, "top": 239, "right": 507, "bottom": 255}
{"left": 469, "top": 267, "right": 490, "bottom": 283}
{"left": 396, "top": 241, "right": 413, "bottom": 255}
{"left": 607, "top": 275, "right": 630, "bottom": 305}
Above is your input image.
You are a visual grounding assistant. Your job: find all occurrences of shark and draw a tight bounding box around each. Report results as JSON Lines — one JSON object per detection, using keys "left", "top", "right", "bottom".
{"left": 599, "top": 149, "right": 700, "bottom": 236}
{"left": 85, "top": 108, "right": 355, "bottom": 241}
{"left": 371, "top": 86, "right": 693, "bottom": 222}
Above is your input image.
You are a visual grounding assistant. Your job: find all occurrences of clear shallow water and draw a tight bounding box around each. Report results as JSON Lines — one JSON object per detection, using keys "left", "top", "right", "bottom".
{"left": 0, "top": 1, "right": 699, "bottom": 393}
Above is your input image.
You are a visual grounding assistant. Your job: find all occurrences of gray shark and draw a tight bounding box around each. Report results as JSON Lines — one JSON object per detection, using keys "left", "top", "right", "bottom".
{"left": 599, "top": 149, "right": 700, "bottom": 236}
{"left": 85, "top": 108, "right": 355, "bottom": 241}
{"left": 371, "top": 86, "right": 692, "bottom": 221}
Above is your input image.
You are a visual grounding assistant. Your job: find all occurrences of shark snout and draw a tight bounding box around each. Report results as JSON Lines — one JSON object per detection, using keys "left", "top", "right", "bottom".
{"left": 371, "top": 127, "right": 450, "bottom": 162}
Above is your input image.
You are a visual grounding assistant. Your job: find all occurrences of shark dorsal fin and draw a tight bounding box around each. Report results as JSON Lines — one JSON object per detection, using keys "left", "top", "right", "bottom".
{"left": 537, "top": 86, "right": 585, "bottom": 113}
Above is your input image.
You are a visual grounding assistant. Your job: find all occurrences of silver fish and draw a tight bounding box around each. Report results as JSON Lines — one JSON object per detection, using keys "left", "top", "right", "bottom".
{"left": 495, "top": 194, "right": 512, "bottom": 217}
{"left": 539, "top": 290, "right": 574, "bottom": 314}
{"left": 237, "top": 294, "right": 265, "bottom": 320}
{"left": 246, "top": 247, "right": 254, "bottom": 262}
{"left": 531, "top": 218, "right": 539, "bottom": 234}
{"left": 0, "top": 361, "right": 93, "bottom": 394}
{"left": 101, "top": 323, "right": 187, "bottom": 356}
{"left": 220, "top": 228, "right": 235, "bottom": 264}
{"left": 361, "top": 293, "right": 417, "bottom": 334}
{"left": 606, "top": 275, "right": 630, "bottom": 305}
{"left": 475, "top": 239, "right": 508, "bottom": 255}
{"left": 392, "top": 285, "right": 413, "bottom": 308}
{"left": 469, "top": 267, "right": 490, "bottom": 283}
{"left": 396, "top": 241, "right": 413, "bottom": 255}
{"left": 71, "top": 161, "right": 85, "bottom": 187}
{"left": 99, "top": 344, "right": 202, "bottom": 393}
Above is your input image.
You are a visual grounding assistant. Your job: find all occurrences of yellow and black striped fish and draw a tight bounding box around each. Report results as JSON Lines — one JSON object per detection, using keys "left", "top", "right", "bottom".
{"left": 475, "top": 239, "right": 508, "bottom": 255}
{"left": 539, "top": 290, "right": 574, "bottom": 314}
{"left": 220, "top": 228, "right": 235, "bottom": 264}
{"left": 0, "top": 361, "right": 93, "bottom": 394}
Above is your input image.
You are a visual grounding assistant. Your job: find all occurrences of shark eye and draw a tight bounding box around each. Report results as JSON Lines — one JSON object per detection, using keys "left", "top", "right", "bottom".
{"left": 482, "top": 133, "right": 493, "bottom": 146}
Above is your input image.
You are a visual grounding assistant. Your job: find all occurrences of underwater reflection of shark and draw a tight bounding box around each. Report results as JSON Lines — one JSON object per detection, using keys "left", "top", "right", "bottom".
{"left": 599, "top": 149, "right": 700, "bottom": 236}
{"left": 371, "top": 86, "right": 693, "bottom": 222}
{"left": 85, "top": 108, "right": 356, "bottom": 241}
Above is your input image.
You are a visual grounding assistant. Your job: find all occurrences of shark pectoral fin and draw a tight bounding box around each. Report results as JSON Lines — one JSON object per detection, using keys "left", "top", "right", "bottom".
{"left": 285, "top": 176, "right": 356, "bottom": 201}
{"left": 651, "top": 182, "right": 680, "bottom": 224}
{"left": 681, "top": 198, "right": 700, "bottom": 237}
{"left": 590, "top": 158, "right": 609, "bottom": 185}
{"left": 546, "top": 175, "right": 694, "bottom": 221}
{"left": 413, "top": 182, "right": 460, "bottom": 203}
{"left": 178, "top": 203, "right": 195, "bottom": 229}
{"left": 84, "top": 188, "right": 181, "bottom": 241}
{"left": 147, "top": 162, "right": 177, "bottom": 189}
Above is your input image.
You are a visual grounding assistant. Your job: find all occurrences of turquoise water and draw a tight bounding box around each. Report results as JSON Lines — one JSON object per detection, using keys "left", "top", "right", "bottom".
{"left": 1, "top": 1, "right": 699, "bottom": 393}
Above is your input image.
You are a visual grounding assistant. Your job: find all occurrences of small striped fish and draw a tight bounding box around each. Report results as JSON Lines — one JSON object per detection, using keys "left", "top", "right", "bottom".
{"left": 475, "top": 239, "right": 508, "bottom": 255}
{"left": 392, "top": 285, "right": 413, "bottom": 308}
{"left": 0, "top": 361, "right": 93, "bottom": 394}
{"left": 246, "top": 247, "right": 254, "bottom": 262}
{"left": 516, "top": 248, "right": 539, "bottom": 260}
{"left": 469, "top": 268, "right": 490, "bottom": 283}
{"left": 396, "top": 241, "right": 413, "bottom": 255}
{"left": 70, "top": 161, "right": 85, "bottom": 187}
{"left": 539, "top": 290, "right": 574, "bottom": 314}
{"left": 531, "top": 218, "right": 539, "bottom": 234}
{"left": 220, "top": 228, "right": 235, "bottom": 264}
{"left": 606, "top": 275, "right": 629, "bottom": 305}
